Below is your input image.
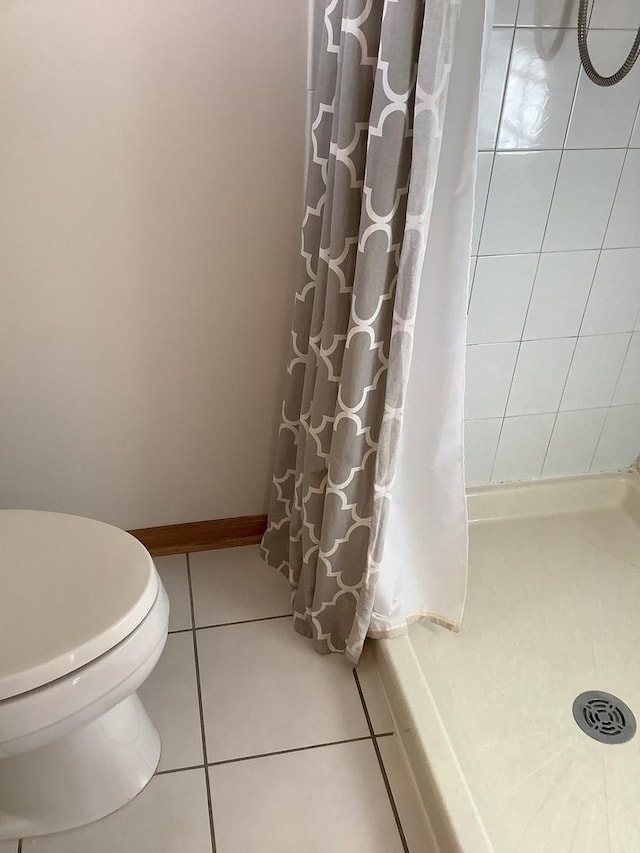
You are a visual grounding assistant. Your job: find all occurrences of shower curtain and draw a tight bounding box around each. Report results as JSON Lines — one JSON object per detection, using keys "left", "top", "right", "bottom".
{"left": 262, "top": 0, "right": 488, "bottom": 663}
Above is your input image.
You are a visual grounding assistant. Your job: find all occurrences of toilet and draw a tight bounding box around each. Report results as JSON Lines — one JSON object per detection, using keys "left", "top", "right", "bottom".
{"left": 0, "top": 510, "right": 169, "bottom": 840}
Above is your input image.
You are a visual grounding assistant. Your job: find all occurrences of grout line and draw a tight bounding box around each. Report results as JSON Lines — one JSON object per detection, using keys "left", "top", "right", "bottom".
{"left": 187, "top": 554, "right": 217, "bottom": 853}
{"left": 489, "top": 54, "right": 569, "bottom": 480}
{"left": 168, "top": 612, "right": 292, "bottom": 635}
{"left": 539, "top": 336, "right": 579, "bottom": 474}
{"left": 487, "top": 340, "right": 520, "bottom": 482}
{"left": 475, "top": 243, "right": 640, "bottom": 257}
{"left": 191, "top": 613, "right": 292, "bottom": 632}
{"left": 156, "top": 763, "right": 206, "bottom": 776}
{"left": 489, "top": 21, "right": 518, "bottom": 154}
{"left": 479, "top": 145, "right": 631, "bottom": 153}
{"left": 468, "top": 329, "right": 640, "bottom": 345}
{"left": 476, "top": 13, "right": 639, "bottom": 482}
{"left": 571, "top": 146, "right": 633, "bottom": 470}
{"left": 473, "top": 13, "right": 520, "bottom": 258}
{"left": 474, "top": 151, "right": 496, "bottom": 256}
{"left": 207, "top": 734, "right": 393, "bottom": 768}
{"left": 17, "top": 841, "right": 22, "bottom": 852}
{"left": 588, "top": 406, "right": 613, "bottom": 472}
{"left": 352, "top": 669, "right": 409, "bottom": 853}
{"left": 466, "top": 401, "right": 640, "bottom": 421}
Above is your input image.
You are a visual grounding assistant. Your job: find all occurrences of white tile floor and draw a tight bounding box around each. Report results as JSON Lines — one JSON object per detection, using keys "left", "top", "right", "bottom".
{"left": 15, "top": 546, "right": 431, "bottom": 853}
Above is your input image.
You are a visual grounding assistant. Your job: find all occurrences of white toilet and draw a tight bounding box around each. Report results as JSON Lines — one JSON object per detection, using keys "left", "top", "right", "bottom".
{"left": 0, "top": 509, "right": 169, "bottom": 840}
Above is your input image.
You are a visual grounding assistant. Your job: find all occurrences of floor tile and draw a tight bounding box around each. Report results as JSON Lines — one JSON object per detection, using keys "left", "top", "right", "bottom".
{"left": 138, "top": 633, "right": 203, "bottom": 771}
{"left": 23, "top": 769, "right": 211, "bottom": 853}
{"left": 198, "top": 618, "right": 369, "bottom": 762}
{"left": 356, "top": 642, "right": 394, "bottom": 735}
{"left": 154, "top": 555, "right": 191, "bottom": 632}
{"left": 0, "top": 843, "right": 18, "bottom": 852}
{"left": 378, "top": 735, "right": 438, "bottom": 853}
{"left": 209, "top": 740, "right": 404, "bottom": 853}
{"left": 190, "top": 546, "right": 292, "bottom": 627}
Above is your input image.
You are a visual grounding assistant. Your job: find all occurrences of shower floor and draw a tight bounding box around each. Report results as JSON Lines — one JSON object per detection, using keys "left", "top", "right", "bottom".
{"left": 376, "top": 473, "right": 640, "bottom": 852}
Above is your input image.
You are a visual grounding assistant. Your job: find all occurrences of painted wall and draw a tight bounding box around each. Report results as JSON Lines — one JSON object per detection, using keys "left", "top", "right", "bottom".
{"left": 0, "top": 0, "right": 306, "bottom": 528}
{"left": 465, "top": 0, "right": 640, "bottom": 485}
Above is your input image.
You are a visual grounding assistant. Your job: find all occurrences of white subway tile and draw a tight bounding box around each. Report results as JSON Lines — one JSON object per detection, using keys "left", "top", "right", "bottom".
{"left": 581, "top": 248, "right": 640, "bottom": 335}
{"left": 494, "top": 0, "right": 519, "bottom": 26}
{"left": 590, "top": 0, "right": 640, "bottom": 29}
{"left": 467, "top": 254, "right": 538, "bottom": 344}
{"left": 543, "top": 149, "right": 625, "bottom": 252}
{"left": 479, "top": 29, "right": 513, "bottom": 150}
{"left": 492, "top": 413, "right": 556, "bottom": 482}
{"left": 498, "top": 30, "right": 579, "bottom": 150}
{"left": 468, "top": 255, "right": 478, "bottom": 307}
{"left": 543, "top": 408, "right": 608, "bottom": 477}
{"left": 464, "top": 418, "right": 503, "bottom": 486}
{"left": 480, "top": 151, "right": 561, "bottom": 255}
{"left": 506, "top": 338, "right": 575, "bottom": 415}
{"left": 472, "top": 152, "right": 493, "bottom": 254}
{"left": 517, "top": 0, "right": 579, "bottom": 27}
{"left": 560, "top": 332, "right": 631, "bottom": 410}
{"left": 604, "top": 150, "right": 640, "bottom": 249}
{"left": 566, "top": 32, "right": 640, "bottom": 149}
{"left": 613, "top": 332, "right": 640, "bottom": 404}
{"left": 592, "top": 405, "right": 640, "bottom": 472}
{"left": 524, "top": 250, "right": 598, "bottom": 339}
{"left": 465, "top": 342, "right": 519, "bottom": 419}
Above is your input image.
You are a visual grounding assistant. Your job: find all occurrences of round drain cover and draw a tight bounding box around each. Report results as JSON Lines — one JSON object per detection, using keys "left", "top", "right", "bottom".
{"left": 573, "top": 691, "right": 636, "bottom": 744}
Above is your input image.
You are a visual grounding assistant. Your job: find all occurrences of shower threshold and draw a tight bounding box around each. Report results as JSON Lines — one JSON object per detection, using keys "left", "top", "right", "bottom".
{"left": 374, "top": 472, "right": 640, "bottom": 853}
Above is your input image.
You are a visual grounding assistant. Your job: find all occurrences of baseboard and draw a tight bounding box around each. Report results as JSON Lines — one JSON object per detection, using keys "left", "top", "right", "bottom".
{"left": 128, "top": 514, "right": 268, "bottom": 557}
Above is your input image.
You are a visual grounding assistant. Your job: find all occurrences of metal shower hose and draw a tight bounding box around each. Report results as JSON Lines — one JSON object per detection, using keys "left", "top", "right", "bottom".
{"left": 578, "top": 0, "right": 640, "bottom": 86}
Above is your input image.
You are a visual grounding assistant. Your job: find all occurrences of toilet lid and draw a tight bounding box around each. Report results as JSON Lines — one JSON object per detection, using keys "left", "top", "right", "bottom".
{"left": 0, "top": 510, "right": 159, "bottom": 700}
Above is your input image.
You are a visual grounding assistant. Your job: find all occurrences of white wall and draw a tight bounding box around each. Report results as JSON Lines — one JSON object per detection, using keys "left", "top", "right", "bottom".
{"left": 465, "top": 0, "right": 640, "bottom": 485}
{"left": 0, "top": 0, "right": 306, "bottom": 528}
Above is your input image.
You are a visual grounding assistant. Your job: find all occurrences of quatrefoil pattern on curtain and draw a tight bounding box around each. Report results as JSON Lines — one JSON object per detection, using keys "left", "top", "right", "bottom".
{"left": 262, "top": 0, "right": 460, "bottom": 661}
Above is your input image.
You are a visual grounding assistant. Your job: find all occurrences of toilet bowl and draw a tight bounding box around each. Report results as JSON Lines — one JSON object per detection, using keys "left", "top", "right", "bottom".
{"left": 0, "top": 510, "right": 170, "bottom": 840}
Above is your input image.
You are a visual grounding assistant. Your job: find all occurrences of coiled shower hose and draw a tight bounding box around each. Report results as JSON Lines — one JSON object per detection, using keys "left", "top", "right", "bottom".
{"left": 578, "top": 0, "right": 640, "bottom": 86}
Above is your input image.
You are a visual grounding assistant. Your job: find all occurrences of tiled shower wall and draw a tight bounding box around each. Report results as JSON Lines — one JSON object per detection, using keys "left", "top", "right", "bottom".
{"left": 465, "top": 0, "right": 640, "bottom": 485}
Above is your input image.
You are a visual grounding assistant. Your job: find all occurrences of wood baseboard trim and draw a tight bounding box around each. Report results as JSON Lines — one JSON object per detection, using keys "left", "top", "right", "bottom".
{"left": 129, "top": 514, "right": 268, "bottom": 557}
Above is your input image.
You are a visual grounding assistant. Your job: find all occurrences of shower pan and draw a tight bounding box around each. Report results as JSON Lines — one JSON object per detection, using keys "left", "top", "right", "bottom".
{"left": 374, "top": 473, "right": 640, "bottom": 851}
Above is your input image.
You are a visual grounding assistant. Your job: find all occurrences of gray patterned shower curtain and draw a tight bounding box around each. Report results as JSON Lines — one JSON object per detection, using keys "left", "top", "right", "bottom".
{"left": 262, "top": 0, "right": 470, "bottom": 663}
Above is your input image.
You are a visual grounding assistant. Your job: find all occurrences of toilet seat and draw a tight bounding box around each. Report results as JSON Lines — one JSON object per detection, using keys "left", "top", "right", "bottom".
{"left": 0, "top": 510, "right": 158, "bottom": 701}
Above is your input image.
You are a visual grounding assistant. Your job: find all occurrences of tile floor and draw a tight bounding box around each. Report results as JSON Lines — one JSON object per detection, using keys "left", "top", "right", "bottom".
{"left": 14, "top": 546, "right": 431, "bottom": 853}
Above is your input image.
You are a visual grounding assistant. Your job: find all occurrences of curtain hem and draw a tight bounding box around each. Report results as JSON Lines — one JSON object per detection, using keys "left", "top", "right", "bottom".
{"left": 367, "top": 609, "right": 462, "bottom": 640}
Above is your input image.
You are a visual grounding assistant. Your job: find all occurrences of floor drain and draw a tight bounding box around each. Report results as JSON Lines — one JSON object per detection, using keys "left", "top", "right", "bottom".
{"left": 573, "top": 691, "right": 636, "bottom": 744}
